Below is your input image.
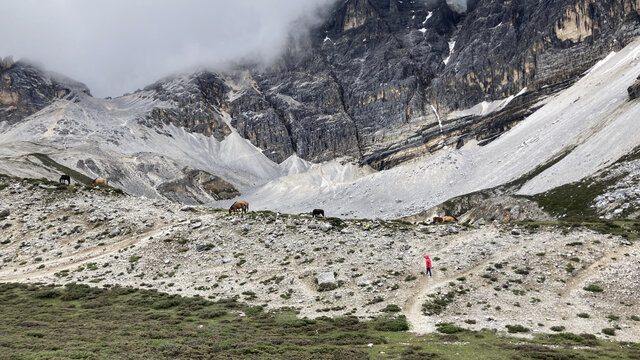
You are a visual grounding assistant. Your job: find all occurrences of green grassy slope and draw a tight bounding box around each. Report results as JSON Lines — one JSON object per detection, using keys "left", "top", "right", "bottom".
{"left": 0, "top": 283, "right": 637, "bottom": 360}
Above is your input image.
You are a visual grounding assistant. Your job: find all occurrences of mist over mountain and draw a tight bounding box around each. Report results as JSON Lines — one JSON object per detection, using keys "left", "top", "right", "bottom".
{"left": 0, "top": 0, "right": 338, "bottom": 98}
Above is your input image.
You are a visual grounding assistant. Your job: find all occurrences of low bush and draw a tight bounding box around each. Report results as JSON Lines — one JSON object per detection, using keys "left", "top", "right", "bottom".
{"left": 373, "top": 315, "right": 409, "bottom": 332}
{"left": 602, "top": 328, "right": 616, "bottom": 336}
{"left": 506, "top": 324, "right": 530, "bottom": 333}
{"left": 583, "top": 285, "right": 603, "bottom": 293}
{"left": 436, "top": 322, "right": 465, "bottom": 334}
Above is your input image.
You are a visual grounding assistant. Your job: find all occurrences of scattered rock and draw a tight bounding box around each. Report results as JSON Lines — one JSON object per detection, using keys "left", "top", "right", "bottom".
{"left": 317, "top": 272, "right": 337, "bottom": 291}
{"left": 320, "top": 223, "right": 333, "bottom": 232}
{"left": 628, "top": 79, "right": 640, "bottom": 100}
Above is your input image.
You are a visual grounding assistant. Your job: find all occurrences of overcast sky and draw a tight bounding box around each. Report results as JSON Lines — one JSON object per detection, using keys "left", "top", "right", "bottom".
{"left": 0, "top": 0, "right": 336, "bottom": 97}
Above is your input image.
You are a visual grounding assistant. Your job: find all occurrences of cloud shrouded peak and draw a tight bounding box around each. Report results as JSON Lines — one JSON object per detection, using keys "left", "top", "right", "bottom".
{"left": 0, "top": 0, "right": 337, "bottom": 98}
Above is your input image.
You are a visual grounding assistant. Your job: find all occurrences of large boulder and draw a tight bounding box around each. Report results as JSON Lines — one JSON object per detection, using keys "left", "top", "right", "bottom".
{"left": 628, "top": 76, "right": 640, "bottom": 100}
{"left": 316, "top": 272, "right": 337, "bottom": 291}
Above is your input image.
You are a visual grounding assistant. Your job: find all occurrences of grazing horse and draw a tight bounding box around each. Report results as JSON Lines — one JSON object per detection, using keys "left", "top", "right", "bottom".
{"left": 432, "top": 216, "right": 444, "bottom": 224}
{"left": 59, "top": 175, "right": 71, "bottom": 185}
{"left": 442, "top": 215, "right": 458, "bottom": 223}
{"left": 312, "top": 209, "right": 325, "bottom": 218}
{"left": 92, "top": 177, "right": 108, "bottom": 187}
{"left": 229, "top": 200, "right": 249, "bottom": 214}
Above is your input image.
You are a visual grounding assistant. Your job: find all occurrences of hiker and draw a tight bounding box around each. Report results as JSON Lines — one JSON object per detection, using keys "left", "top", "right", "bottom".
{"left": 424, "top": 254, "right": 432, "bottom": 277}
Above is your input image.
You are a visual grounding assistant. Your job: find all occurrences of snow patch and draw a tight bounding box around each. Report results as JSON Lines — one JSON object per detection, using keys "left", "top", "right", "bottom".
{"left": 423, "top": 12, "right": 433, "bottom": 24}
{"left": 443, "top": 41, "right": 456, "bottom": 65}
{"left": 449, "top": 87, "right": 527, "bottom": 119}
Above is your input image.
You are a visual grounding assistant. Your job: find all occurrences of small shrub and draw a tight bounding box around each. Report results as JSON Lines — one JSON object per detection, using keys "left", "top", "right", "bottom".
{"left": 630, "top": 315, "right": 640, "bottom": 321}
{"left": 577, "top": 313, "right": 590, "bottom": 318}
{"left": 242, "top": 306, "right": 263, "bottom": 316}
{"left": 602, "top": 328, "right": 616, "bottom": 336}
{"left": 128, "top": 255, "right": 141, "bottom": 263}
{"left": 436, "top": 322, "right": 465, "bottom": 334}
{"left": 422, "top": 291, "right": 455, "bottom": 316}
{"left": 381, "top": 304, "right": 401, "bottom": 313}
{"left": 551, "top": 333, "right": 584, "bottom": 342}
{"left": 198, "top": 310, "right": 227, "bottom": 319}
{"left": 607, "top": 314, "right": 620, "bottom": 321}
{"left": 506, "top": 324, "right": 530, "bottom": 333}
{"left": 583, "top": 284, "right": 603, "bottom": 293}
{"left": 284, "top": 318, "right": 316, "bottom": 328}
{"left": 550, "top": 326, "right": 566, "bottom": 332}
{"left": 404, "top": 275, "right": 417, "bottom": 282}
{"left": 61, "top": 283, "right": 95, "bottom": 301}
{"left": 34, "top": 289, "right": 62, "bottom": 299}
{"left": 374, "top": 315, "right": 409, "bottom": 332}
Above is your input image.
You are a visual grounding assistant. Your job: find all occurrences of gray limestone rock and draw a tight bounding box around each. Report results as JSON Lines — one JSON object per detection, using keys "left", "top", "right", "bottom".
{"left": 317, "top": 272, "right": 337, "bottom": 291}
{"left": 628, "top": 79, "right": 640, "bottom": 100}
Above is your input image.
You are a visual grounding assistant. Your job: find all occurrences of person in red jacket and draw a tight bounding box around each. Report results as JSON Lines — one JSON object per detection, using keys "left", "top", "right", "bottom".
{"left": 424, "top": 254, "right": 432, "bottom": 277}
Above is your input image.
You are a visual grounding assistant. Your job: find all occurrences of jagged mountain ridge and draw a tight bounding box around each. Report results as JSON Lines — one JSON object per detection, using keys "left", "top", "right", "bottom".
{"left": 3, "top": 0, "right": 640, "bottom": 168}
{"left": 0, "top": 57, "right": 91, "bottom": 126}
{"left": 143, "top": 0, "right": 640, "bottom": 167}
{"left": 1, "top": 0, "right": 640, "bottom": 215}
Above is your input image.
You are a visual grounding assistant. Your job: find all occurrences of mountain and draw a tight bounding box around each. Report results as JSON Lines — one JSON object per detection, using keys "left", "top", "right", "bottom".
{"left": 143, "top": 0, "right": 640, "bottom": 168}
{"left": 1, "top": 0, "right": 640, "bottom": 219}
{"left": 0, "top": 57, "right": 90, "bottom": 125}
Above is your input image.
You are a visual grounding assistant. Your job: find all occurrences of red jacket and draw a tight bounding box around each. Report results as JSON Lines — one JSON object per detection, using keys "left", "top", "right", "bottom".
{"left": 425, "top": 255, "right": 431, "bottom": 268}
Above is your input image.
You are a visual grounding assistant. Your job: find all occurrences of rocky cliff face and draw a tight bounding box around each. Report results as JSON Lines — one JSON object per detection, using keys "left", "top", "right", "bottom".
{"left": 2, "top": 0, "right": 640, "bottom": 170}
{"left": 138, "top": 0, "right": 640, "bottom": 168}
{"left": 0, "top": 57, "right": 90, "bottom": 125}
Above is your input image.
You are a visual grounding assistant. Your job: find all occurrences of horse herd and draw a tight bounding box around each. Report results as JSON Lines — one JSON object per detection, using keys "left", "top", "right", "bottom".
{"left": 58, "top": 174, "right": 458, "bottom": 223}
{"left": 58, "top": 174, "right": 108, "bottom": 187}
{"left": 229, "top": 199, "right": 457, "bottom": 224}
{"left": 228, "top": 200, "right": 325, "bottom": 218}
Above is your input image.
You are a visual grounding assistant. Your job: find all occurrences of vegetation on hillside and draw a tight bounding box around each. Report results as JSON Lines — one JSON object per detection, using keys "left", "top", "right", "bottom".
{"left": 1, "top": 283, "right": 638, "bottom": 359}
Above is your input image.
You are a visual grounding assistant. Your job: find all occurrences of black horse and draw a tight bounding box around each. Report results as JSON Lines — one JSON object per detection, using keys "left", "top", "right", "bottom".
{"left": 59, "top": 175, "right": 71, "bottom": 185}
{"left": 312, "top": 209, "right": 325, "bottom": 218}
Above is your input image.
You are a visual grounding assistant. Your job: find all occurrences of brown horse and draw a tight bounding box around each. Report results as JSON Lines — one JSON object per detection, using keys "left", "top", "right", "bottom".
{"left": 92, "top": 177, "right": 108, "bottom": 187}
{"left": 442, "top": 215, "right": 458, "bottom": 223}
{"left": 229, "top": 200, "right": 249, "bottom": 214}
{"left": 432, "top": 216, "right": 444, "bottom": 224}
{"left": 312, "top": 209, "right": 325, "bottom": 218}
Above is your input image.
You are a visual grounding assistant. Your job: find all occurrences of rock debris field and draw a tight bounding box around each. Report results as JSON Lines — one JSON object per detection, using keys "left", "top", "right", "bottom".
{"left": 0, "top": 176, "right": 639, "bottom": 342}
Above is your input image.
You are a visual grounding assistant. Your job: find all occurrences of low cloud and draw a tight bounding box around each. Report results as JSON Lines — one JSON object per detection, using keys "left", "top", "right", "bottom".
{"left": 0, "top": 0, "right": 336, "bottom": 97}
